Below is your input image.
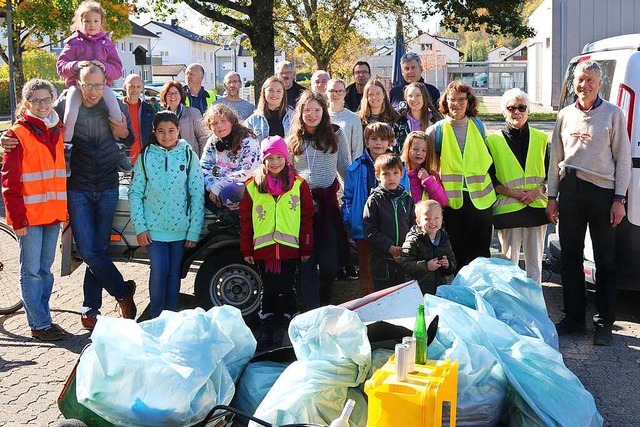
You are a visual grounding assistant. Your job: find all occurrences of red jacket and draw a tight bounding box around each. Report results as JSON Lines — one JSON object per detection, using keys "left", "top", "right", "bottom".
{"left": 239, "top": 175, "right": 314, "bottom": 260}
{"left": 2, "top": 114, "right": 64, "bottom": 229}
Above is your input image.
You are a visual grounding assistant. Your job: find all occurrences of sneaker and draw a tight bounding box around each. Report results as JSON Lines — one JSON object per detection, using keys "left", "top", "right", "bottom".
{"left": 344, "top": 265, "right": 359, "bottom": 281}
{"left": 31, "top": 326, "right": 63, "bottom": 341}
{"left": 81, "top": 314, "right": 98, "bottom": 330}
{"left": 256, "top": 316, "right": 275, "bottom": 353}
{"left": 593, "top": 324, "right": 613, "bottom": 346}
{"left": 117, "top": 280, "right": 137, "bottom": 320}
{"left": 116, "top": 143, "right": 132, "bottom": 173}
{"left": 555, "top": 316, "right": 586, "bottom": 336}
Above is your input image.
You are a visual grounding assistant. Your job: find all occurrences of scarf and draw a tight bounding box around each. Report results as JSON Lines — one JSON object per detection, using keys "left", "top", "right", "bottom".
{"left": 266, "top": 167, "right": 295, "bottom": 196}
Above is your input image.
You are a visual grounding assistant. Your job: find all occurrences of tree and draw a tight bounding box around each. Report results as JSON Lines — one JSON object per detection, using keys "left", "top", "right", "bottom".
{"left": 0, "top": 0, "right": 132, "bottom": 104}
{"left": 152, "top": 0, "right": 275, "bottom": 101}
{"left": 0, "top": 49, "right": 59, "bottom": 81}
{"left": 423, "top": 0, "right": 535, "bottom": 39}
{"left": 275, "top": 0, "right": 400, "bottom": 71}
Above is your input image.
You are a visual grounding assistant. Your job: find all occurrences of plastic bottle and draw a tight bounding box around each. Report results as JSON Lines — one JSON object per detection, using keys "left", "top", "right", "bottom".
{"left": 329, "top": 399, "right": 355, "bottom": 427}
{"left": 413, "top": 304, "right": 427, "bottom": 365}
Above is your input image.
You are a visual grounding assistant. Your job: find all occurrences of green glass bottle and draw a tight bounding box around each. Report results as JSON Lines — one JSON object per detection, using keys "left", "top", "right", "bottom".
{"left": 413, "top": 304, "right": 427, "bottom": 365}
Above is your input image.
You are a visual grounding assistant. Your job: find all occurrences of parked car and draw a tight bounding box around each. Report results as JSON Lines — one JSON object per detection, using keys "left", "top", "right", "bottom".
{"left": 61, "top": 175, "right": 263, "bottom": 319}
{"left": 546, "top": 34, "right": 640, "bottom": 290}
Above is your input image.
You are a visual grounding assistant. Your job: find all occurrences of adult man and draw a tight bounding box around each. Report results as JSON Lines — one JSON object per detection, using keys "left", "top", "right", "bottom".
{"left": 547, "top": 60, "right": 631, "bottom": 346}
{"left": 122, "top": 74, "right": 154, "bottom": 164}
{"left": 345, "top": 61, "right": 371, "bottom": 112}
{"left": 310, "top": 70, "right": 330, "bottom": 97}
{"left": 276, "top": 61, "right": 305, "bottom": 108}
{"left": 214, "top": 71, "right": 255, "bottom": 120}
{"left": 184, "top": 63, "right": 215, "bottom": 114}
{"left": 389, "top": 52, "right": 440, "bottom": 111}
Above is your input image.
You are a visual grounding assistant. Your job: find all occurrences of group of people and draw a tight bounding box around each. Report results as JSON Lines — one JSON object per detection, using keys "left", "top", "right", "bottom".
{"left": 1, "top": 1, "right": 630, "bottom": 349}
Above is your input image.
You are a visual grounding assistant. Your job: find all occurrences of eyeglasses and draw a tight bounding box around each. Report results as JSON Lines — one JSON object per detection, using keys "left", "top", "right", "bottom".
{"left": 447, "top": 97, "right": 467, "bottom": 105}
{"left": 166, "top": 91, "right": 182, "bottom": 98}
{"left": 28, "top": 97, "right": 53, "bottom": 106}
{"left": 80, "top": 83, "right": 105, "bottom": 91}
{"left": 328, "top": 89, "right": 345, "bottom": 94}
{"left": 354, "top": 71, "right": 370, "bottom": 75}
{"left": 506, "top": 105, "right": 528, "bottom": 113}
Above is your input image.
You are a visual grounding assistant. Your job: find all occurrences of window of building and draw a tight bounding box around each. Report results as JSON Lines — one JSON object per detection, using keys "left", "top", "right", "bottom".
{"left": 422, "top": 43, "right": 432, "bottom": 51}
{"left": 143, "top": 70, "right": 149, "bottom": 81}
{"left": 546, "top": 37, "right": 551, "bottom": 49}
{"left": 129, "top": 43, "right": 133, "bottom": 52}
{"left": 121, "top": 42, "right": 125, "bottom": 52}
{"left": 122, "top": 69, "right": 126, "bottom": 78}
{"left": 243, "top": 62, "right": 247, "bottom": 68}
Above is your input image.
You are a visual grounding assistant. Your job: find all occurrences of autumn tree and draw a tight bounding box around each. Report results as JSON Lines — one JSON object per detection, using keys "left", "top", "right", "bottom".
{"left": 0, "top": 0, "right": 132, "bottom": 104}
{"left": 0, "top": 49, "right": 59, "bottom": 81}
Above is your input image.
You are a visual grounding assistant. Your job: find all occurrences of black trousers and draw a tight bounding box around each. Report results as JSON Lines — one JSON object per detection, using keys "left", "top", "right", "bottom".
{"left": 558, "top": 172, "right": 617, "bottom": 325}
{"left": 444, "top": 191, "right": 493, "bottom": 271}
{"left": 257, "top": 259, "right": 299, "bottom": 318}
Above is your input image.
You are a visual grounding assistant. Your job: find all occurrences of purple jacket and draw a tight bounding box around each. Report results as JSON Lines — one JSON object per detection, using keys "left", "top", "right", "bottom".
{"left": 56, "top": 30, "right": 122, "bottom": 87}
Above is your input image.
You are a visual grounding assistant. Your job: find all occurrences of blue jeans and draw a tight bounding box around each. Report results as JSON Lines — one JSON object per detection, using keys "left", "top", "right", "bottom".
{"left": 147, "top": 240, "right": 185, "bottom": 318}
{"left": 17, "top": 224, "right": 59, "bottom": 330}
{"left": 68, "top": 188, "right": 128, "bottom": 315}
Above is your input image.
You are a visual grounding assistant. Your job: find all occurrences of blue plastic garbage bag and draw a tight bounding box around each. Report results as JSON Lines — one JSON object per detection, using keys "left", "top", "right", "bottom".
{"left": 438, "top": 258, "right": 559, "bottom": 350}
{"left": 76, "top": 306, "right": 256, "bottom": 427}
{"left": 425, "top": 294, "right": 603, "bottom": 427}
{"left": 250, "top": 306, "right": 370, "bottom": 427}
{"left": 233, "top": 361, "right": 288, "bottom": 416}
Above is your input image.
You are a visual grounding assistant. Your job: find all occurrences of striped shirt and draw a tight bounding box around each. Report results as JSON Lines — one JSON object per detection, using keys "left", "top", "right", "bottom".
{"left": 291, "top": 128, "right": 350, "bottom": 189}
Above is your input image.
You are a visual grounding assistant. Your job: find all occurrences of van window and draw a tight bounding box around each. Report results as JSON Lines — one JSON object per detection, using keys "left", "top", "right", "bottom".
{"left": 559, "top": 60, "right": 616, "bottom": 108}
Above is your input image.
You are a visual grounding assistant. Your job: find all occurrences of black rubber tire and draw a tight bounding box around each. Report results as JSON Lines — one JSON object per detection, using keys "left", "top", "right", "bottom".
{"left": 194, "top": 250, "right": 262, "bottom": 320}
{"left": 0, "top": 223, "right": 23, "bottom": 315}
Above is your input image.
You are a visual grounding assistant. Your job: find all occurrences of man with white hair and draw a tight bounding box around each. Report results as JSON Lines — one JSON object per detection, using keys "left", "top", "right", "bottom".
{"left": 122, "top": 74, "right": 154, "bottom": 164}
{"left": 276, "top": 61, "right": 305, "bottom": 107}
{"left": 184, "top": 63, "right": 215, "bottom": 114}
{"left": 311, "top": 70, "right": 330, "bottom": 96}
{"left": 547, "top": 60, "right": 631, "bottom": 346}
{"left": 214, "top": 71, "right": 255, "bottom": 120}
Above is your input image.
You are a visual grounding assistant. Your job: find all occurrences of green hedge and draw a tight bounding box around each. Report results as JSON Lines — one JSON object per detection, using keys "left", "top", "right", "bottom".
{"left": 0, "top": 79, "right": 66, "bottom": 116}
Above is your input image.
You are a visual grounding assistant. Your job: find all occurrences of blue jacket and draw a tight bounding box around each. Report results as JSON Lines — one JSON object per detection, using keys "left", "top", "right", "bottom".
{"left": 244, "top": 107, "right": 294, "bottom": 142}
{"left": 342, "top": 149, "right": 410, "bottom": 240}
{"left": 136, "top": 100, "right": 155, "bottom": 149}
{"left": 128, "top": 140, "right": 205, "bottom": 242}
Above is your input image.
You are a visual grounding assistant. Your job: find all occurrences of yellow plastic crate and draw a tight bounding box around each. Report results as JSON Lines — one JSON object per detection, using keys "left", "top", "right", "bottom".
{"left": 365, "top": 356, "right": 459, "bottom": 427}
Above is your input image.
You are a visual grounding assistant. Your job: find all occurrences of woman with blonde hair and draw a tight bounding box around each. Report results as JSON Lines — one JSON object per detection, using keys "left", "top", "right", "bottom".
{"left": 245, "top": 76, "right": 295, "bottom": 142}
{"left": 358, "top": 80, "right": 399, "bottom": 128}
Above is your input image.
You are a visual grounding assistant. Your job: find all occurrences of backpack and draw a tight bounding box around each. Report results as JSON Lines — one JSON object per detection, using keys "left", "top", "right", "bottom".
{"left": 434, "top": 117, "right": 486, "bottom": 155}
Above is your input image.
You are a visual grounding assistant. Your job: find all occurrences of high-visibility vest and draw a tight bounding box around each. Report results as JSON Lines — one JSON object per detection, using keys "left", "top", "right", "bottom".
{"left": 246, "top": 176, "right": 303, "bottom": 250}
{"left": 440, "top": 120, "right": 496, "bottom": 209}
{"left": 486, "top": 127, "right": 548, "bottom": 216}
{"left": 9, "top": 123, "right": 67, "bottom": 226}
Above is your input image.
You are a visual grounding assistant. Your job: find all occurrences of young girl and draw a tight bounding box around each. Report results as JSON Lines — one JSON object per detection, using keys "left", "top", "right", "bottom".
{"left": 128, "top": 111, "right": 205, "bottom": 318}
{"left": 56, "top": 1, "right": 129, "bottom": 170}
{"left": 201, "top": 104, "right": 261, "bottom": 213}
{"left": 289, "top": 90, "right": 351, "bottom": 309}
{"left": 239, "top": 136, "right": 314, "bottom": 351}
{"left": 394, "top": 83, "right": 443, "bottom": 153}
{"left": 401, "top": 131, "right": 448, "bottom": 207}
{"left": 2, "top": 79, "right": 67, "bottom": 341}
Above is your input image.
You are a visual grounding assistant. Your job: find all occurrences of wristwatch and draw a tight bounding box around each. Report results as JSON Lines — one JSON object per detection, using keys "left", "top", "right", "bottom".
{"left": 614, "top": 195, "right": 627, "bottom": 205}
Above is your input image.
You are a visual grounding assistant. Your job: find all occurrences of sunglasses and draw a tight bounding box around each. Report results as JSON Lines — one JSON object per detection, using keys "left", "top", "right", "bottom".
{"left": 506, "top": 105, "right": 528, "bottom": 113}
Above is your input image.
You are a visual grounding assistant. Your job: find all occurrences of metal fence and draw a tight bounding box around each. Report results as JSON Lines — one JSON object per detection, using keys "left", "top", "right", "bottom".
{"left": 445, "top": 61, "right": 527, "bottom": 94}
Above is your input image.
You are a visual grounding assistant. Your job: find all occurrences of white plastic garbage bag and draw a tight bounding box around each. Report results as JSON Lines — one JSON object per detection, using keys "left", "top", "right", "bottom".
{"left": 76, "top": 306, "right": 256, "bottom": 427}
{"left": 250, "top": 306, "right": 370, "bottom": 427}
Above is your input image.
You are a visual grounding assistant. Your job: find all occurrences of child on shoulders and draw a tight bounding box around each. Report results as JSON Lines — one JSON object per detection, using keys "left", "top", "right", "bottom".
{"left": 363, "top": 154, "right": 415, "bottom": 291}
{"left": 401, "top": 200, "right": 456, "bottom": 295}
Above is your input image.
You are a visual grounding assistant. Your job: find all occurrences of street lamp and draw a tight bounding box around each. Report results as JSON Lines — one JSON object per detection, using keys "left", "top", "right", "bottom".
{"left": 229, "top": 39, "right": 238, "bottom": 72}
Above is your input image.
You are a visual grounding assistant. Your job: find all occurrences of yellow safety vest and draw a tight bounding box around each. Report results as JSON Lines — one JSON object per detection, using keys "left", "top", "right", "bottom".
{"left": 246, "top": 176, "right": 303, "bottom": 250}
{"left": 440, "top": 120, "right": 496, "bottom": 209}
{"left": 486, "top": 127, "right": 548, "bottom": 216}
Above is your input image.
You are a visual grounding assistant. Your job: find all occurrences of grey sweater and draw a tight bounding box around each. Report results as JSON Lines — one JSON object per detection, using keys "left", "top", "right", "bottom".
{"left": 330, "top": 108, "right": 363, "bottom": 161}
{"left": 548, "top": 100, "right": 631, "bottom": 197}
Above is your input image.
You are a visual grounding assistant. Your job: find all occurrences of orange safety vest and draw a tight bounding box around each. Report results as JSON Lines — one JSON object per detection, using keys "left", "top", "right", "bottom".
{"left": 9, "top": 123, "right": 67, "bottom": 226}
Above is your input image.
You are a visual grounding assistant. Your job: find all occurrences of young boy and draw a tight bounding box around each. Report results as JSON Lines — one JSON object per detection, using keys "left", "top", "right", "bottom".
{"left": 363, "top": 153, "right": 415, "bottom": 291}
{"left": 401, "top": 199, "right": 457, "bottom": 295}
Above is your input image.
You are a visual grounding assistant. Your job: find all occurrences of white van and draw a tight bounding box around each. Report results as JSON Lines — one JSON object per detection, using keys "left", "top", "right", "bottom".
{"left": 546, "top": 34, "right": 640, "bottom": 290}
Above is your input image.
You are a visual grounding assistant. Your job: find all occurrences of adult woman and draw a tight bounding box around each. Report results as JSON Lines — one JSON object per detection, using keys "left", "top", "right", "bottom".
{"left": 159, "top": 81, "right": 209, "bottom": 157}
{"left": 328, "top": 77, "right": 363, "bottom": 161}
{"left": 288, "top": 90, "right": 351, "bottom": 310}
{"left": 486, "top": 88, "right": 549, "bottom": 284}
{"left": 393, "top": 82, "right": 442, "bottom": 153}
{"left": 426, "top": 81, "right": 496, "bottom": 270}
{"left": 245, "top": 76, "right": 294, "bottom": 142}
{"left": 358, "top": 80, "right": 399, "bottom": 129}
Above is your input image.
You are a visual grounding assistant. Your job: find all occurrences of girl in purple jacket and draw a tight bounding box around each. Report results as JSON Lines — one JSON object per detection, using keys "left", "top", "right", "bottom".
{"left": 56, "top": 1, "right": 124, "bottom": 156}
{"left": 401, "top": 131, "right": 448, "bottom": 206}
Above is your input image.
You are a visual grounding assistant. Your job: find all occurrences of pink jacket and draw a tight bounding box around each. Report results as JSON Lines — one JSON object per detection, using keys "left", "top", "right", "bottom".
{"left": 56, "top": 30, "right": 122, "bottom": 87}
{"left": 407, "top": 169, "right": 449, "bottom": 207}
